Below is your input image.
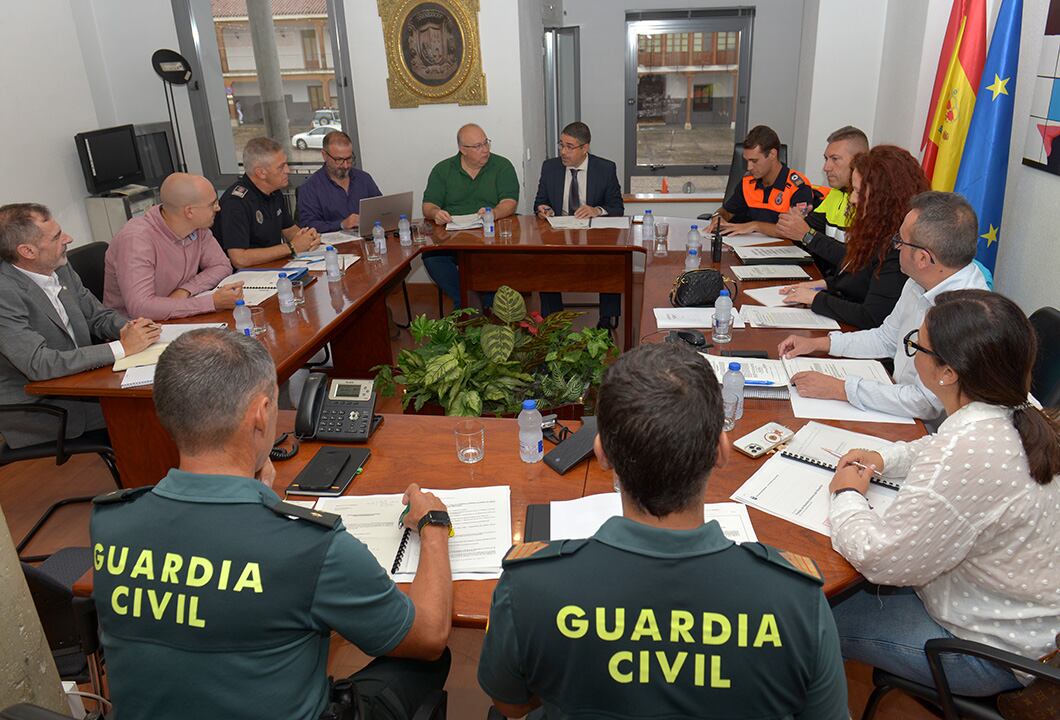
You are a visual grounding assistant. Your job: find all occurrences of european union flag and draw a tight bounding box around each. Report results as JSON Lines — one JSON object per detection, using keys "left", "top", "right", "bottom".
{"left": 954, "top": 0, "right": 1022, "bottom": 274}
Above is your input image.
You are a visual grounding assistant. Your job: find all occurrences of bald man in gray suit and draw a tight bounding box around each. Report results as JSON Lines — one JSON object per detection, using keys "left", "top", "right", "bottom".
{"left": 0, "top": 203, "right": 159, "bottom": 449}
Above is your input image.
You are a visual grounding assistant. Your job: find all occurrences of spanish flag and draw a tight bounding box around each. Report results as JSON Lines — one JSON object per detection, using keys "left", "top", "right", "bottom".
{"left": 921, "top": 0, "right": 987, "bottom": 190}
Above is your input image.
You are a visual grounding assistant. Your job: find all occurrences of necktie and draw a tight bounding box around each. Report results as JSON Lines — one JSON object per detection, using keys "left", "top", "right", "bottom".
{"left": 568, "top": 168, "right": 580, "bottom": 215}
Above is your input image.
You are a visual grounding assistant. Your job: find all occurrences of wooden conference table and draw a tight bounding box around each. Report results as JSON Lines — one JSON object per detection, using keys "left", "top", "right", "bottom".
{"left": 26, "top": 216, "right": 643, "bottom": 486}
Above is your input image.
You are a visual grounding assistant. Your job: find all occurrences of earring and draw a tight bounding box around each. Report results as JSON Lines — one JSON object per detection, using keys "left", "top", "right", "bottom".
{"left": 939, "top": 380, "right": 945, "bottom": 386}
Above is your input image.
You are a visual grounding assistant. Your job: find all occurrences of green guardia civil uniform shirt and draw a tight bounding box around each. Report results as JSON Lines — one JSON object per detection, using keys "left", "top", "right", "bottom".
{"left": 90, "top": 470, "right": 415, "bottom": 720}
{"left": 422, "top": 152, "right": 520, "bottom": 215}
{"left": 478, "top": 517, "right": 848, "bottom": 720}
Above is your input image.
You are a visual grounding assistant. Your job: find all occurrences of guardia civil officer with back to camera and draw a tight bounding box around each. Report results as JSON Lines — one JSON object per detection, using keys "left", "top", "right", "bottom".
{"left": 90, "top": 328, "right": 453, "bottom": 720}
{"left": 478, "top": 341, "right": 848, "bottom": 719}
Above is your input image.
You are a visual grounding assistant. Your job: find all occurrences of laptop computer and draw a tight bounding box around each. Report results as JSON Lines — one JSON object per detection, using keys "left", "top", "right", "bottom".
{"left": 356, "top": 191, "right": 413, "bottom": 233}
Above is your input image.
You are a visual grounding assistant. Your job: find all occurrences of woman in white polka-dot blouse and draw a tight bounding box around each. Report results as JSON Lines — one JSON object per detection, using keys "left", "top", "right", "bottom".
{"left": 827, "top": 290, "right": 1060, "bottom": 696}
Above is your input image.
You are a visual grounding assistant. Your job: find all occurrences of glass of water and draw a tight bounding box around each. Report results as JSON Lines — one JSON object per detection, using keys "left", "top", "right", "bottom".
{"left": 653, "top": 222, "right": 669, "bottom": 257}
{"left": 454, "top": 419, "right": 485, "bottom": 464}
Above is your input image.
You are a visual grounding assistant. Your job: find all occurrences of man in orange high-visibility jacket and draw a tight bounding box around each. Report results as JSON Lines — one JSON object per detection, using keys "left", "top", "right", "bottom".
{"left": 710, "top": 125, "right": 816, "bottom": 238}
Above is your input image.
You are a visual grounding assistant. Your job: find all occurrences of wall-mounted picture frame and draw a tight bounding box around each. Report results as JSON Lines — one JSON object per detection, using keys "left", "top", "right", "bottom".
{"left": 377, "top": 0, "right": 488, "bottom": 108}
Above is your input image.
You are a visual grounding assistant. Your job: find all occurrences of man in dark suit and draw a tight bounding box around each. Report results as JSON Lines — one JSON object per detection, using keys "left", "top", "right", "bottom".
{"left": 0, "top": 204, "right": 159, "bottom": 448}
{"left": 534, "top": 122, "right": 625, "bottom": 328}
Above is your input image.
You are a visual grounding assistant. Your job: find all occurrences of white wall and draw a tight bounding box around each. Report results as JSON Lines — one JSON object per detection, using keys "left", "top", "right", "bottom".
{"left": 344, "top": 0, "right": 527, "bottom": 212}
{"left": 994, "top": 0, "right": 1060, "bottom": 313}
{"left": 0, "top": 0, "right": 102, "bottom": 244}
{"left": 562, "top": 0, "right": 806, "bottom": 180}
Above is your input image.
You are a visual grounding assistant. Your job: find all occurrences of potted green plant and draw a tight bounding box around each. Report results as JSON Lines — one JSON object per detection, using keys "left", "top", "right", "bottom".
{"left": 373, "top": 286, "right": 618, "bottom": 416}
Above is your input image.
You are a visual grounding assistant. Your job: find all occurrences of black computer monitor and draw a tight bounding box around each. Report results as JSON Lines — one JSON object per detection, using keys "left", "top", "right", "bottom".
{"left": 74, "top": 124, "right": 145, "bottom": 195}
{"left": 133, "top": 122, "right": 177, "bottom": 188}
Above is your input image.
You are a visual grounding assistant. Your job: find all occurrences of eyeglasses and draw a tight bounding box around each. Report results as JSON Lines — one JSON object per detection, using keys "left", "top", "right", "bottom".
{"left": 903, "top": 328, "right": 944, "bottom": 362}
{"left": 324, "top": 150, "right": 355, "bottom": 165}
{"left": 460, "top": 139, "right": 491, "bottom": 151}
{"left": 890, "top": 233, "right": 936, "bottom": 264}
{"left": 557, "top": 142, "right": 587, "bottom": 152}
{"left": 187, "top": 200, "right": 220, "bottom": 211}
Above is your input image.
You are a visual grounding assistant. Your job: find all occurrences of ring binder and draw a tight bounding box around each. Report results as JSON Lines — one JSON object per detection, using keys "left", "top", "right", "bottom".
{"left": 390, "top": 528, "right": 413, "bottom": 575}
{"left": 780, "top": 450, "right": 901, "bottom": 491}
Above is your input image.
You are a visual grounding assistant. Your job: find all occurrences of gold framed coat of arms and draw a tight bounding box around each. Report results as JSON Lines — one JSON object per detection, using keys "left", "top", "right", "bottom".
{"left": 377, "top": 0, "right": 487, "bottom": 108}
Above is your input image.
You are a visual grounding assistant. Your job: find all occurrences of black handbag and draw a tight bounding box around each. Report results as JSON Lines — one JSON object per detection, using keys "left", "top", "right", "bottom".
{"left": 669, "top": 268, "right": 727, "bottom": 307}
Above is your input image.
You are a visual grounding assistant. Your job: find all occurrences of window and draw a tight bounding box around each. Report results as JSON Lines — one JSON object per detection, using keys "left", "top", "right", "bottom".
{"left": 171, "top": 0, "right": 359, "bottom": 186}
{"left": 625, "top": 11, "right": 753, "bottom": 194}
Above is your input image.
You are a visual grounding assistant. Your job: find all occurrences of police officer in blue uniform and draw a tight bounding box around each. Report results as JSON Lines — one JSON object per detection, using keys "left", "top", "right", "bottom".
{"left": 91, "top": 329, "right": 453, "bottom": 720}
{"left": 212, "top": 136, "right": 322, "bottom": 268}
{"left": 478, "top": 342, "right": 848, "bottom": 719}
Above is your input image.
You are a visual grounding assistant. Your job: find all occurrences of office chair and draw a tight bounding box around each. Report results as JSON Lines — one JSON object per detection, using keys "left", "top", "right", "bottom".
{"left": 0, "top": 706, "right": 80, "bottom": 720}
{"left": 0, "top": 403, "right": 122, "bottom": 562}
{"left": 66, "top": 241, "right": 109, "bottom": 302}
{"left": 860, "top": 637, "right": 1060, "bottom": 720}
{"left": 21, "top": 547, "right": 107, "bottom": 705}
{"left": 1029, "top": 306, "right": 1060, "bottom": 408}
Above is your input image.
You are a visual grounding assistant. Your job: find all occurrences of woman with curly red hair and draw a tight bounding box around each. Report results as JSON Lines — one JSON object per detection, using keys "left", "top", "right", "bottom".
{"left": 782, "top": 145, "right": 929, "bottom": 329}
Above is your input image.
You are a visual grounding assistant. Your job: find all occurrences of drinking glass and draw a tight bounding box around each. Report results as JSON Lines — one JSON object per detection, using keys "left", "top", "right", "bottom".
{"left": 454, "top": 419, "right": 485, "bottom": 464}
{"left": 290, "top": 282, "right": 305, "bottom": 306}
{"left": 497, "top": 217, "right": 513, "bottom": 240}
{"left": 362, "top": 237, "right": 382, "bottom": 262}
{"left": 653, "top": 222, "right": 669, "bottom": 257}
{"left": 249, "top": 306, "right": 267, "bottom": 336}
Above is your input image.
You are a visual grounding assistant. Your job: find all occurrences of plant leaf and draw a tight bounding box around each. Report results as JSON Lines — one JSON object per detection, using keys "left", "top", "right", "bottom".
{"left": 491, "top": 285, "right": 526, "bottom": 323}
{"left": 481, "top": 324, "right": 515, "bottom": 363}
{"left": 424, "top": 353, "right": 459, "bottom": 386}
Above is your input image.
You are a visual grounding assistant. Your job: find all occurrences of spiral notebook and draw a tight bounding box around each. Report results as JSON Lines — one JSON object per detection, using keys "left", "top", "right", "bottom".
{"left": 314, "top": 485, "right": 512, "bottom": 581}
{"left": 778, "top": 421, "right": 901, "bottom": 490}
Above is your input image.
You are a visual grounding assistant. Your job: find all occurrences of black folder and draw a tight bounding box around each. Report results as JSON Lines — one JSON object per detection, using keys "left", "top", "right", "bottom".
{"left": 524, "top": 504, "right": 550, "bottom": 542}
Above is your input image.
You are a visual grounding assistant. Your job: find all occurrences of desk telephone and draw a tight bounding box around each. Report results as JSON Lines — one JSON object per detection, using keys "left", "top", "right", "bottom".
{"left": 295, "top": 373, "right": 377, "bottom": 442}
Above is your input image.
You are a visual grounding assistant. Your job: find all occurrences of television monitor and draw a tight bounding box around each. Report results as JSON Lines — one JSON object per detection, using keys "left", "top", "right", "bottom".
{"left": 74, "top": 124, "right": 145, "bottom": 195}
{"left": 133, "top": 122, "right": 177, "bottom": 188}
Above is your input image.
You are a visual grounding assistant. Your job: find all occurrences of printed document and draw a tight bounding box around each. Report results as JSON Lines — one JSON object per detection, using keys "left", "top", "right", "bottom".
{"left": 589, "top": 216, "right": 631, "bottom": 229}
{"left": 733, "top": 245, "right": 812, "bottom": 262}
{"left": 113, "top": 323, "right": 227, "bottom": 371}
{"left": 741, "top": 305, "right": 841, "bottom": 330}
{"left": 549, "top": 493, "right": 758, "bottom": 543}
{"left": 730, "top": 265, "right": 811, "bottom": 281}
{"left": 546, "top": 216, "right": 590, "bottom": 230}
{"left": 319, "top": 231, "right": 360, "bottom": 245}
{"left": 315, "top": 485, "right": 511, "bottom": 581}
{"left": 721, "top": 232, "right": 779, "bottom": 248}
{"left": 782, "top": 357, "right": 916, "bottom": 424}
{"left": 446, "top": 213, "right": 483, "bottom": 230}
{"left": 653, "top": 307, "right": 745, "bottom": 329}
{"left": 284, "top": 255, "right": 359, "bottom": 271}
{"left": 700, "top": 354, "right": 790, "bottom": 386}
{"left": 743, "top": 284, "right": 812, "bottom": 307}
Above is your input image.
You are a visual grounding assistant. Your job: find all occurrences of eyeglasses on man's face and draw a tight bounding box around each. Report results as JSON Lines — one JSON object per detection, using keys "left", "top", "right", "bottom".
{"left": 324, "top": 150, "right": 354, "bottom": 165}
{"left": 890, "top": 233, "right": 936, "bottom": 264}
{"left": 903, "top": 328, "right": 944, "bottom": 362}
{"left": 558, "top": 141, "right": 587, "bottom": 152}
{"left": 461, "top": 139, "right": 491, "bottom": 151}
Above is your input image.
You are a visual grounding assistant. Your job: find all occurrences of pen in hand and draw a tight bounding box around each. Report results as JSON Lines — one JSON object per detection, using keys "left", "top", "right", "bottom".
{"left": 822, "top": 447, "right": 882, "bottom": 478}
{"left": 397, "top": 505, "right": 410, "bottom": 528}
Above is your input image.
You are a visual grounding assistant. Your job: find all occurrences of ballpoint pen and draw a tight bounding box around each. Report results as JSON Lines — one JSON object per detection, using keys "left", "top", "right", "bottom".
{"left": 745, "top": 379, "right": 775, "bottom": 385}
{"left": 822, "top": 447, "right": 883, "bottom": 478}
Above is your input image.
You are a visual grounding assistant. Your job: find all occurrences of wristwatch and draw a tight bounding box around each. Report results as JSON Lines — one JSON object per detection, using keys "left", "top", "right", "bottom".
{"left": 283, "top": 239, "right": 297, "bottom": 258}
{"left": 831, "top": 487, "right": 864, "bottom": 499}
{"left": 417, "top": 510, "right": 454, "bottom": 536}
{"left": 800, "top": 230, "right": 816, "bottom": 246}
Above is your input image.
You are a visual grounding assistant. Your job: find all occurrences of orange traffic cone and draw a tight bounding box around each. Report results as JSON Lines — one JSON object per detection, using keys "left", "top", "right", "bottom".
{"left": 661, "top": 177, "right": 669, "bottom": 193}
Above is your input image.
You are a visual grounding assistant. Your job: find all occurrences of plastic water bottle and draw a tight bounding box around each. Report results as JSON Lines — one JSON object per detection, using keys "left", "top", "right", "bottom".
{"left": 324, "top": 245, "right": 342, "bottom": 281}
{"left": 398, "top": 214, "right": 412, "bottom": 247}
{"left": 277, "top": 272, "right": 296, "bottom": 314}
{"left": 721, "top": 362, "right": 745, "bottom": 431}
{"left": 642, "top": 209, "right": 655, "bottom": 243}
{"left": 712, "top": 289, "right": 733, "bottom": 344}
{"left": 233, "top": 299, "right": 252, "bottom": 334}
{"left": 372, "top": 221, "right": 387, "bottom": 256}
{"left": 483, "top": 207, "right": 495, "bottom": 238}
{"left": 517, "top": 399, "right": 543, "bottom": 463}
{"left": 685, "top": 224, "right": 702, "bottom": 271}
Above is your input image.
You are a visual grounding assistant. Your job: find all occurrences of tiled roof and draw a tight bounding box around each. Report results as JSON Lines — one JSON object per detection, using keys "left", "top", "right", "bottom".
{"left": 211, "top": 0, "right": 327, "bottom": 18}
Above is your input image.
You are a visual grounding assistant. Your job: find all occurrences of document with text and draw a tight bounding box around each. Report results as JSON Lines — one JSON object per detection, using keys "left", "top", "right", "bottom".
{"left": 446, "top": 213, "right": 483, "bottom": 230}
{"left": 546, "top": 216, "right": 590, "bottom": 230}
{"left": 740, "top": 305, "right": 841, "bottom": 330}
{"left": 653, "top": 307, "right": 745, "bottom": 329}
{"left": 733, "top": 245, "right": 812, "bottom": 262}
{"left": 730, "top": 265, "right": 811, "bottom": 281}
{"left": 782, "top": 357, "right": 916, "bottom": 424}
{"left": 113, "top": 323, "right": 227, "bottom": 372}
{"left": 721, "top": 232, "right": 779, "bottom": 248}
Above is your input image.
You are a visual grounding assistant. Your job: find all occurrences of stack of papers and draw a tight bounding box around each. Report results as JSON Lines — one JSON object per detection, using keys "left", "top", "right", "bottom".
{"left": 545, "top": 216, "right": 632, "bottom": 230}
{"left": 733, "top": 245, "right": 812, "bottom": 263}
{"left": 783, "top": 357, "right": 915, "bottom": 424}
{"left": 549, "top": 493, "right": 758, "bottom": 543}
{"left": 743, "top": 285, "right": 801, "bottom": 307}
{"left": 653, "top": 307, "right": 745, "bottom": 329}
{"left": 315, "top": 485, "right": 512, "bottom": 581}
{"left": 319, "top": 231, "right": 360, "bottom": 245}
{"left": 113, "top": 323, "right": 227, "bottom": 371}
{"left": 740, "top": 305, "right": 841, "bottom": 330}
{"left": 720, "top": 232, "right": 779, "bottom": 248}
{"left": 699, "top": 354, "right": 792, "bottom": 399}
{"left": 730, "top": 422, "right": 899, "bottom": 536}
{"left": 284, "top": 255, "right": 359, "bottom": 272}
{"left": 445, "top": 213, "right": 483, "bottom": 230}
{"left": 731, "top": 265, "right": 811, "bottom": 281}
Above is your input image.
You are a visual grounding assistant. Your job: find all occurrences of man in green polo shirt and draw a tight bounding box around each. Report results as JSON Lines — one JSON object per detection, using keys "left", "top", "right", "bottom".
{"left": 776, "top": 125, "right": 868, "bottom": 277}
{"left": 421, "top": 123, "right": 519, "bottom": 308}
{"left": 478, "top": 342, "right": 848, "bottom": 719}
{"left": 90, "top": 329, "right": 453, "bottom": 719}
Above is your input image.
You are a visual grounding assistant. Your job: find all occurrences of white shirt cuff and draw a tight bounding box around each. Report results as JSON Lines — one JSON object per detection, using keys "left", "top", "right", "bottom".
{"left": 109, "top": 340, "right": 126, "bottom": 361}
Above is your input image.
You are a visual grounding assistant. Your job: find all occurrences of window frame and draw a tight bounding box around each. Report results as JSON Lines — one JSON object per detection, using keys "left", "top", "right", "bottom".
{"left": 170, "top": 0, "right": 362, "bottom": 188}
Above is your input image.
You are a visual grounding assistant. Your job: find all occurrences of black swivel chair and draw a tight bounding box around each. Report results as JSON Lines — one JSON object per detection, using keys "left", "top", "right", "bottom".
{"left": 1029, "top": 306, "right": 1060, "bottom": 408}
{"left": 698, "top": 143, "right": 789, "bottom": 222}
{"left": 66, "top": 241, "right": 109, "bottom": 302}
{"left": 861, "top": 637, "right": 1060, "bottom": 720}
{"left": 0, "top": 403, "right": 123, "bottom": 562}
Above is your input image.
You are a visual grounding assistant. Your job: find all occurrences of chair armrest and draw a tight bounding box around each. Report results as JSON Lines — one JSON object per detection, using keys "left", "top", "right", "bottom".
{"left": 0, "top": 402, "right": 69, "bottom": 462}
{"left": 72, "top": 597, "right": 100, "bottom": 656}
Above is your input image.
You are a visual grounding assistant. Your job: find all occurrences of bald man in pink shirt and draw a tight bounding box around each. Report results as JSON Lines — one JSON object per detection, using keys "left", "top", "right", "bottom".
{"left": 104, "top": 173, "right": 242, "bottom": 320}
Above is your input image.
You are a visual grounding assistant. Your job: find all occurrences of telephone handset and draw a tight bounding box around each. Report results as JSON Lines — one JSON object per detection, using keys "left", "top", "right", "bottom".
{"left": 295, "top": 373, "right": 377, "bottom": 442}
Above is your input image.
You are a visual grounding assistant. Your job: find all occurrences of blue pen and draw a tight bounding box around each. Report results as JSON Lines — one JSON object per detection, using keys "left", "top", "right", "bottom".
{"left": 745, "top": 379, "right": 775, "bottom": 386}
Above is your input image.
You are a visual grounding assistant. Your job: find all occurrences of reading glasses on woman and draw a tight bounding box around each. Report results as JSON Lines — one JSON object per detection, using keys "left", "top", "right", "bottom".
{"left": 901, "top": 328, "right": 942, "bottom": 360}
